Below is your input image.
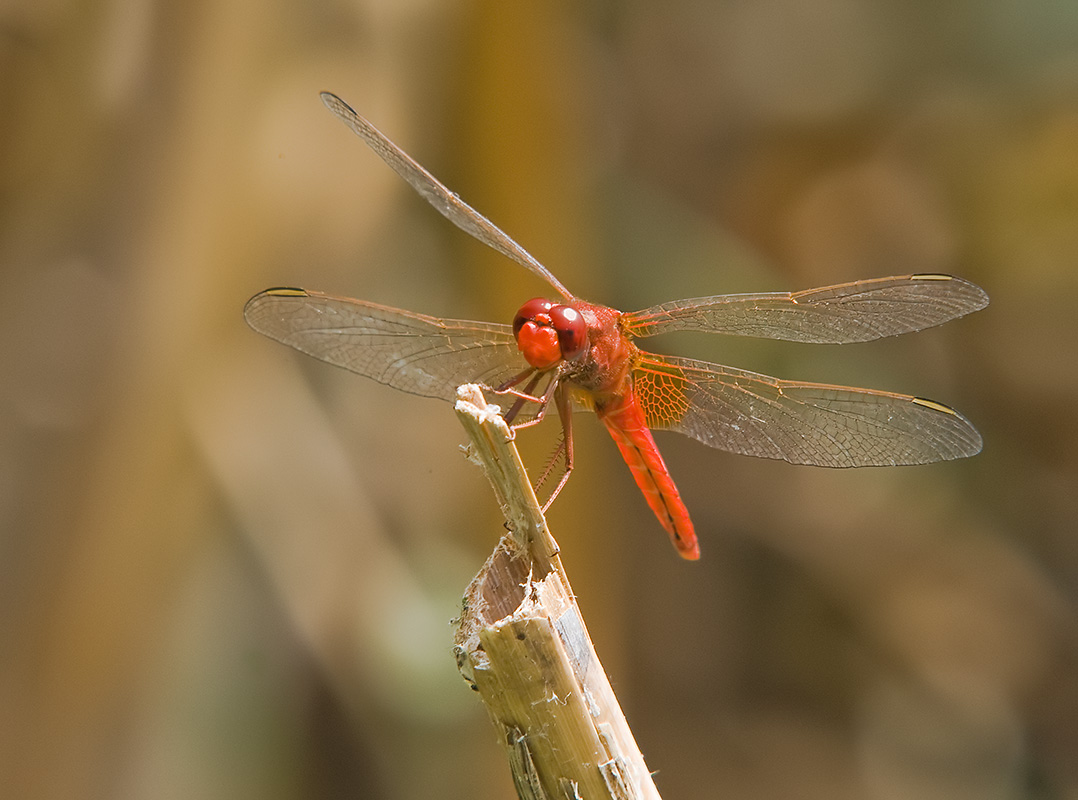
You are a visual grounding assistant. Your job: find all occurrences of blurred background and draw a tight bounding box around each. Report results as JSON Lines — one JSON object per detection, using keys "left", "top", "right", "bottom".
{"left": 2, "top": 0, "right": 1077, "bottom": 798}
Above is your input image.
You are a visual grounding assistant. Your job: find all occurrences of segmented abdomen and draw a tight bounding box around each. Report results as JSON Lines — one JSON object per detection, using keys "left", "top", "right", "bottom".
{"left": 597, "top": 390, "right": 699, "bottom": 559}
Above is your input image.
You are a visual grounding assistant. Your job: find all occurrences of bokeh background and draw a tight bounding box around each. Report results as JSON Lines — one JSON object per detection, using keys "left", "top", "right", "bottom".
{"left": 3, "top": 1, "right": 1077, "bottom": 798}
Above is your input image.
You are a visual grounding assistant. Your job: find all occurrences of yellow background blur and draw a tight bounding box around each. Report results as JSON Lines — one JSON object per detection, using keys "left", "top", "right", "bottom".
{"left": 3, "top": 1, "right": 1077, "bottom": 798}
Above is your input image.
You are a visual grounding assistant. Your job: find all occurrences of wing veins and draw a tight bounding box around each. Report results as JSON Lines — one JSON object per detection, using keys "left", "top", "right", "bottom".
{"left": 633, "top": 353, "right": 981, "bottom": 466}
{"left": 319, "top": 92, "right": 574, "bottom": 301}
{"left": 243, "top": 289, "right": 523, "bottom": 403}
{"left": 624, "top": 274, "right": 989, "bottom": 343}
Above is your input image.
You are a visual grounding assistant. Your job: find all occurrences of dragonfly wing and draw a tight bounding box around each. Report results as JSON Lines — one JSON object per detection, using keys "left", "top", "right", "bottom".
{"left": 244, "top": 288, "right": 524, "bottom": 403}
{"left": 634, "top": 353, "right": 982, "bottom": 467}
{"left": 623, "top": 274, "right": 988, "bottom": 343}
{"left": 320, "top": 93, "right": 574, "bottom": 301}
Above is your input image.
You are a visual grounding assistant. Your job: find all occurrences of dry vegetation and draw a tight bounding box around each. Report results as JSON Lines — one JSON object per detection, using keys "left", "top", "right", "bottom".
{"left": 2, "top": 2, "right": 1077, "bottom": 798}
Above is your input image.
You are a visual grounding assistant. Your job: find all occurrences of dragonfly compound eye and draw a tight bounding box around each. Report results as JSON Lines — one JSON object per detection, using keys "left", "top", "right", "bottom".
{"left": 550, "top": 305, "right": 588, "bottom": 361}
{"left": 513, "top": 298, "right": 554, "bottom": 337}
{"left": 514, "top": 298, "right": 564, "bottom": 369}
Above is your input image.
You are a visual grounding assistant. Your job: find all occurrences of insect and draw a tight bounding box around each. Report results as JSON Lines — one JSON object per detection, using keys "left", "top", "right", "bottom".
{"left": 245, "top": 92, "right": 988, "bottom": 559}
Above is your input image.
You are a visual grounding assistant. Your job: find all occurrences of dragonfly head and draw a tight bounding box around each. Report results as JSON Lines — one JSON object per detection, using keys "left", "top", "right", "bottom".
{"left": 513, "top": 298, "right": 588, "bottom": 370}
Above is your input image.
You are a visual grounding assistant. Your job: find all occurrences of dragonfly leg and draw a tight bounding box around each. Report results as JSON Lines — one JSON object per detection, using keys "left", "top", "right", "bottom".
{"left": 539, "top": 384, "right": 575, "bottom": 513}
{"left": 495, "top": 370, "right": 557, "bottom": 427}
{"left": 491, "top": 371, "right": 571, "bottom": 508}
{"left": 494, "top": 367, "right": 536, "bottom": 393}
{"left": 535, "top": 436, "right": 566, "bottom": 492}
{"left": 503, "top": 374, "right": 543, "bottom": 424}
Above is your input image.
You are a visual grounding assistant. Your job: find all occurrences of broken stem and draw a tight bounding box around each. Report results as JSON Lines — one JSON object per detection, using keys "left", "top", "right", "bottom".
{"left": 453, "top": 384, "right": 661, "bottom": 800}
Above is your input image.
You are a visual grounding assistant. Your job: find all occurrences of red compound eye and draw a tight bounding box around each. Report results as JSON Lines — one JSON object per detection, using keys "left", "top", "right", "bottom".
{"left": 549, "top": 305, "right": 587, "bottom": 361}
{"left": 513, "top": 298, "right": 553, "bottom": 337}
{"left": 514, "top": 298, "right": 560, "bottom": 369}
{"left": 513, "top": 298, "right": 588, "bottom": 369}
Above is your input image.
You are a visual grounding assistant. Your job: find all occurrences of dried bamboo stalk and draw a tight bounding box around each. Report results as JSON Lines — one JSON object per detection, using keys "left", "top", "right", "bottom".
{"left": 453, "top": 384, "right": 662, "bottom": 800}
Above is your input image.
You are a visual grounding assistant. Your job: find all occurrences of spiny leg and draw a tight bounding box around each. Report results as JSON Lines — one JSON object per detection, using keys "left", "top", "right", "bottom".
{"left": 501, "top": 370, "right": 544, "bottom": 424}
{"left": 495, "top": 370, "right": 557, "bottom": 428}
{"left": 491, "top": 370, "right": 571, "bottom": 508}
{"left": 538, "top": 384, "right": 575, "bottom": 513}
{"left": 535, "top": 436, "right": 567, "bottom": 492}
{"left": 491, "top": 370, "right": 573, "bottom": 506}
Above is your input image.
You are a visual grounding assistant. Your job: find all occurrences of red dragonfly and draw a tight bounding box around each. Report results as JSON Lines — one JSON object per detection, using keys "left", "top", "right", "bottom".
{"left": 245, "top": 92, "right": 987, "bottom": 560}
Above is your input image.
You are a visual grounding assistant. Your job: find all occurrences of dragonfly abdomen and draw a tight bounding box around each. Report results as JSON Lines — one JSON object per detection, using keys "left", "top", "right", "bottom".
{"left": 597, "top": 391, "right": 699, "bottom": 560}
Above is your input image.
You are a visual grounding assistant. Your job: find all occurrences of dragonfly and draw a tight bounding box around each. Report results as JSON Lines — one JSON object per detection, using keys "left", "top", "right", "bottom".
{"left": 245, "top": 92, "right": 988, "bottom": 560}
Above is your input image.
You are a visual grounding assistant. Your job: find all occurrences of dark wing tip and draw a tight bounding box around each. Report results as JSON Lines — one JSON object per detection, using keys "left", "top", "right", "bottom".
{"left": 243, "top": 287, "right": 310, "bottom": 325}
{"left": 244, "top": 286, "right": 308, "bottom": 306}
{"left": 912, "top": 396, "right": 984, "bottom": 458}
{"left": 911, "top": 273, "right": 990, "bottom": 313}
{"left": 319, "top": 91, "right": 347, "bottom": 109}
{"left": 260, "top": 286, "right": 309, "bottom": 296}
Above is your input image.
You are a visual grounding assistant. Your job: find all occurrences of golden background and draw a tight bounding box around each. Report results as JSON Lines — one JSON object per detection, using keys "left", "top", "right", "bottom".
{"left": 3, "top": 1, "right": 1076, "bottom": 798}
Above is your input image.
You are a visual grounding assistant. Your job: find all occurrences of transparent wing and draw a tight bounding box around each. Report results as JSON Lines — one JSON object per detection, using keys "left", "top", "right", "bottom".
{"left": 244, "top": 288, "right": 526, "bottom": 403}
{"left": 623, "top": 274, "right": 988, "bottom": 343}
{"left": 634, "top": 353, "right": 982, "bottom": 467}
{"left": 320, "top": 92, "right": 574, "bottom": 301}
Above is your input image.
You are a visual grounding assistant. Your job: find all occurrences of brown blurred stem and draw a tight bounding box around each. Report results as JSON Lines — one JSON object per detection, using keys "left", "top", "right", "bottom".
{"left": 453, "top": 385, "right": 662, "bottom": 800}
